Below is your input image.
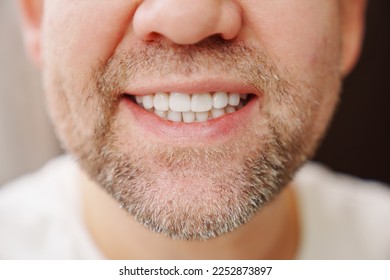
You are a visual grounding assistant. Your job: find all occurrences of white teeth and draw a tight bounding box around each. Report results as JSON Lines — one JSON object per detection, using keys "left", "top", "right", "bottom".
{"left": 213, "top": 92, "right": 229, "bottom": 109}
{"left": 154, "top": 92, "right": 169, "bottom": 111}
{"left": 211, "top": 108, "right": 225, "bottom": 119}
{"left": 228, "top": 93, "right": 240, "bottom": 106}
{"left": 135, "top": 92, "right": 249, "bottom": 123}
{"left": 135, "top": 95, "right": 143, "bottom": 104}
{"left": 169, "top": 92, "right": 191, "bottom": 112}
{"left": 196, "top": 112, "right": 209, "bottom": 122}
{"left": 167, "top": 110, "right": 182, "bottom": 122}
{"left": 182, "top": 111, "right": 195, "bottom": 123}
{"left": 155, "top": 109, "right": 167, "bottom": 119}
{"left": 191, "top": 93, "right": 213, "bottom": 112}
{"left": 142, "top": 95, "right": 154, "bottom": 109}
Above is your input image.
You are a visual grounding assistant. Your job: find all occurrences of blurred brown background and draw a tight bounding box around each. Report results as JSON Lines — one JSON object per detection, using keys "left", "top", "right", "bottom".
{"left": 314, "top": 0, "right": 390, "bottom": 184}
{"left": 0, "top": 1, "right": 389, "bottom": 185}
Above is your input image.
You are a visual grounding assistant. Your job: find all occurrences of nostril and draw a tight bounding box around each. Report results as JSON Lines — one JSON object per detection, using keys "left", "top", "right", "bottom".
{"left": 143, "top": 31, "right": 162, "bottom": 41}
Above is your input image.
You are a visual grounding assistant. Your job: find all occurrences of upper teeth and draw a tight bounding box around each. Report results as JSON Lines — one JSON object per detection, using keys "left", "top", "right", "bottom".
{"left": 134, "top": 92, "right": 248, "bottom": 123}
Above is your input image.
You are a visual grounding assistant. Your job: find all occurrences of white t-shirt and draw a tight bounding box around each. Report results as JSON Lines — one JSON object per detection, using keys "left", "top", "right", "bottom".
{"left": 1, "top": 156, "right": 390, "bottom": 259}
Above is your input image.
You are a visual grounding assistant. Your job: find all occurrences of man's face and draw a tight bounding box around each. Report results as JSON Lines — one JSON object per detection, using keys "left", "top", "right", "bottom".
{"left": 37, "top": 0, "right": 355, "bottom": 239}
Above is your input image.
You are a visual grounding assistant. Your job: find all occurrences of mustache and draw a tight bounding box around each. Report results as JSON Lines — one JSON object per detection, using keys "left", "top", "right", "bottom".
{"left": 95, "top": 37, "right": 284, "bottom": 99}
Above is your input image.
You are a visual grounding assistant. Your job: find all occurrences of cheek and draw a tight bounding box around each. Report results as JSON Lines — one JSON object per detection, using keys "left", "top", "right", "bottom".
{"left": 244, "top": 0, "right": 341, "bottom": 78}
{"left": 40, "top": 1, "right": 138, "bottom": 150}
{"left": 42, "top": 1, "right": 136, "bottom": 83}
{"left": 243, "top": 0, "right": 342, "bottom": 154}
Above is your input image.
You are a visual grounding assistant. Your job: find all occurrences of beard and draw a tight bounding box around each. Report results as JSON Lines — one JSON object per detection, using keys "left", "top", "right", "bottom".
{"left": 45, "top": 38, "right": 340, "bottom": 240}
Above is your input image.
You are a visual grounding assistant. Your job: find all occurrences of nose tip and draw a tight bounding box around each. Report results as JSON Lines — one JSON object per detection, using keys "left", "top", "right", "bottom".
{"left": 133, "top": 0, "right": 242, "bottom": 45}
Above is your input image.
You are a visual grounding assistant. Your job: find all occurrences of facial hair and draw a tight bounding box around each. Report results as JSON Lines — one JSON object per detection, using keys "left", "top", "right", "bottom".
{"left": 47, "top": 38, "right": 339, "bottom": 240}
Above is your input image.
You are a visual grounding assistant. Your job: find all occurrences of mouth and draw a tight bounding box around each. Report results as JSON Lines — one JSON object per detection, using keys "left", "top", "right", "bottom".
{"left": 125, "top": 91, "right": 253, "bottom": 123}
{"left": 118, "top": 82, "right": 261, "bottom": 144}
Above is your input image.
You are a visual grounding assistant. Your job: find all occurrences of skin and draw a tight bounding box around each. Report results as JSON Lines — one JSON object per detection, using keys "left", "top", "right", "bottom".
{"left": 19, "top": 0, "right": 366, "bottom": 259}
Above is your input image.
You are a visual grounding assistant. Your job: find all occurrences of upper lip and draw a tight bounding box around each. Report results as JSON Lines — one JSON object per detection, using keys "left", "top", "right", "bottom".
{"left": 122, "top": 77, "right": 261, "bottom": 97}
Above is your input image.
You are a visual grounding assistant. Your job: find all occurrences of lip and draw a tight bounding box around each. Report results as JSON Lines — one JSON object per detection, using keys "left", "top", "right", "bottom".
{"left": 118, "top": 80, "right": 262, "bottom": 146}
{"left": 123, "top": 78, "right": 260, "bottom": 97}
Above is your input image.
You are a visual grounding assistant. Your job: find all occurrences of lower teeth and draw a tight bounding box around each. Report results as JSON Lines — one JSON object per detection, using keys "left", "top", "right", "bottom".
{"left": 137, "top": 101, "right": 245, "bottom": 123}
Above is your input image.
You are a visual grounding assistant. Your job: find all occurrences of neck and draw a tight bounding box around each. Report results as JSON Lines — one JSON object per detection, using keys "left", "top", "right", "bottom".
{"left": 81, "top": 171, "right": 299, "bottom": 259}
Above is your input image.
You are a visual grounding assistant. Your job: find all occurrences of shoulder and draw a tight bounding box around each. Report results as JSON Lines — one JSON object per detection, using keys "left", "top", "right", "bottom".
{"left": 294, "top": 162, "right": 390, "bottom": 259}
{"left": 0, "top": 155, "right": 78, "bottom": 213}
{"left": 1, "top": 155, "right": 77, "bottom": 186}
{"left": 0, "top": 156, "right": 101, "bottom": 259}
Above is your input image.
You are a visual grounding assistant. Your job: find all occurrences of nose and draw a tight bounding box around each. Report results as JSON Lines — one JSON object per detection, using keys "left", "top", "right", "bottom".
{"left": 133, "top": 0, "right": 243, "bottom": 45}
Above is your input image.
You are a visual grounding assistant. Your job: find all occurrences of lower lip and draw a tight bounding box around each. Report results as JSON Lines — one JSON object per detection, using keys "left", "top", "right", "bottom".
{"left": 119, "top": 96, "right": 259, "bottom": 145}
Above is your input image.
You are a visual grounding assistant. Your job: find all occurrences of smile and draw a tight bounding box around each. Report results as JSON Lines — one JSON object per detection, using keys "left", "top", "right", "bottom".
{"left": 119, "top": 80, "right": 261, "bottom": 144}
{"left": 128, "top": 92, "right": 252, "bottom": 123}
